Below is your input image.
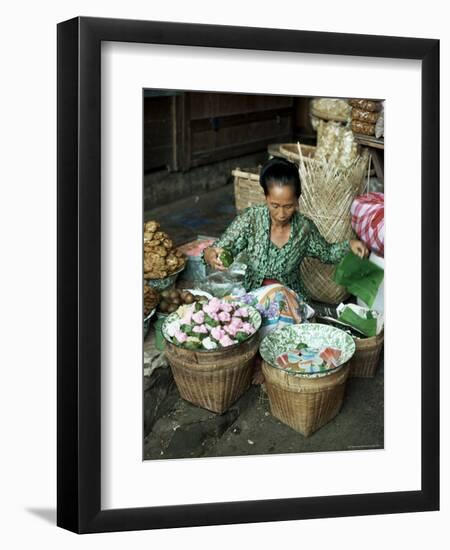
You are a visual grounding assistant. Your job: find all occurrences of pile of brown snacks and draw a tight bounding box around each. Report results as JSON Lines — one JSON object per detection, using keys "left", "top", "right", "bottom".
{"left": 144, "top": 285, "right": 160, "bottom": 316}
{"left": 158, "top": 288, "right": 208, "bottom": 315}
{"left": 143, "top": 220, "right": 185, "bottom": 279}
{"left": 349, "top": 99, "right": 382, "bottom": 136}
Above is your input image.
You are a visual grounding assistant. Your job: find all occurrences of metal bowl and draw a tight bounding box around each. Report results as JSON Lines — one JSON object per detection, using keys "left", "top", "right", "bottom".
{"left": 146, "top": 264, "right": 185, "bottom": 292}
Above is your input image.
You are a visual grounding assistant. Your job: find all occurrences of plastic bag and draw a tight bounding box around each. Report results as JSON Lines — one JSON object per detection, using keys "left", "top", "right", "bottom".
{"left": 336, "top": 303, "right": 383, "bottom": 337}
{"left": 196, "top": 252, "right": 248, "bottom": 298}
{"left": 351, "top": 192, "right": 384, "bottom": 257}
{"left": 333, "top": 252, "right": 384, "bottom": 308}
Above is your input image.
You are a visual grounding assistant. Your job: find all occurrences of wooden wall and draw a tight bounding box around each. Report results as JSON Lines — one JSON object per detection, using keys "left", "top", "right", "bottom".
{"left": 143, "top": 91, "right": 297, "bottom": 173}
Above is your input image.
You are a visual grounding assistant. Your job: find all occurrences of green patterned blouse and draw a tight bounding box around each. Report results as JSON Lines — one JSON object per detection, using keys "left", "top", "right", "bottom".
{"left": 206, "top": 205, "right": 350, "bottom": 299}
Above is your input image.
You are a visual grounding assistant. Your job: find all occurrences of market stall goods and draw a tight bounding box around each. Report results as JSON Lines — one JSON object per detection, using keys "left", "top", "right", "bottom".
{"left": 163, "top": 297, "right": 261, "bottom": 351}
{"left": 260, "top": 323, "right": 355, "bottom": 436}
{"left": 157, "top": 288, "right": 209, "bottom": 315}
{"left": 349, "top": 99, "right": 381, "bottom": 112}
{"left": 297, "top": 142, "right": 369, "bottom": 304}
{"left": 351, "top": 192, "right": 385, "bottom": 257}
{"left": 144, "top": 284, "right": 159, "bottom": 316}
{"left": 351, "top": 119, "right": 376, "bottom": 136}
{"left": 143, "top": 220, "right": 185, "bottom": 280}
{"left": 348, "top": 330, "right": 384, "bottom": 378}
{"left": 310, "top": 97, "right": 352, "bottom": 123}
{"left": 162, "top": 298, "right": 262, "bottom": 413}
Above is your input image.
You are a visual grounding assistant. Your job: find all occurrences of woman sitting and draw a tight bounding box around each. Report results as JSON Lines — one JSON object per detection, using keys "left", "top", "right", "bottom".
{"left": 203, "top": 157, "right": 368, "bottom": 296}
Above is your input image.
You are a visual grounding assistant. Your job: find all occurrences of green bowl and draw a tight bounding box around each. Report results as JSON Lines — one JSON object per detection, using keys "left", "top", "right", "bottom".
{"left": 162, "top": 303, "right": 262, "bottom": 352}
{"left": 259, "top": 323, "right": 356, "bottom": 377}
{"left": 146, "top": 265, "right": 185, "bottom": 291}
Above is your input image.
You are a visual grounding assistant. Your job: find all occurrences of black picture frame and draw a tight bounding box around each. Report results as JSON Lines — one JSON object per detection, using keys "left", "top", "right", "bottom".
{"left": 57, "top": 16, "right": 439, "bottom": 534}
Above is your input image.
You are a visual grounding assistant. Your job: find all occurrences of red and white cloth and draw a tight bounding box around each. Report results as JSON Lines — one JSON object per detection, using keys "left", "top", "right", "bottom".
{"left": 351, "top": 192, "right": 384, "bottom": 257}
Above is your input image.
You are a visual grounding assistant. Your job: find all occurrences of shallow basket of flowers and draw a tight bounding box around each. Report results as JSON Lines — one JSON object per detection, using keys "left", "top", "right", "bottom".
{"left": 162, "top": 297, "right": 262, "bottom": 414}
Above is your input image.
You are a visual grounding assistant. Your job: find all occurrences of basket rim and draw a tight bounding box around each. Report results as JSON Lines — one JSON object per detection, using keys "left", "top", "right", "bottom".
{"left": 162, "top": 303, "right": 262, "bottom": 353}
{"left": 260, "top": 323, "right": 355, "bottom": 378}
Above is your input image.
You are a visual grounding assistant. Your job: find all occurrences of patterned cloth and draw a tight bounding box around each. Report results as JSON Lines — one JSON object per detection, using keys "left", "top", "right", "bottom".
{"left": 203, "top": 205, "right": 350, "bottom": 299}
{"left": 351, "top": 192, "right": 384, "bottom": 257}
{"left": 239, "top": 284, "right": 314, "bottom": 339}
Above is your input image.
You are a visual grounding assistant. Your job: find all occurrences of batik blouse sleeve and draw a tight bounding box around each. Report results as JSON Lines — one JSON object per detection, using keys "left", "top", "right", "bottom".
{"left": 305, "top": 219, "right": 350, "bottom": 264}
{"left": 213, "top": 208, "right": 252, "bottom": 256}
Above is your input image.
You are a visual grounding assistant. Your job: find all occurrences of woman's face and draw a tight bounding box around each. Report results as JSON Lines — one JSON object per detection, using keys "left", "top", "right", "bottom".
{"left": 265, "top": 184, "right": 298, "bottom": 225}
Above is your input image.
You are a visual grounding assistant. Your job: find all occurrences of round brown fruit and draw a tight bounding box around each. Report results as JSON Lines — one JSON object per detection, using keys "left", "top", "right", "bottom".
{"left": 159, "top": 300, "right": 170, "bottom": 313}
{"left": 183, "top": 292, "right": 194, "bottom": 304}
{"left": 167, "top": 303, "right": 178, "bottom": 313}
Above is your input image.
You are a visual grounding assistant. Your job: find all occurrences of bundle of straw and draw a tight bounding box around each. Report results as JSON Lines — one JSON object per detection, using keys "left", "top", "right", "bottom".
{"left": 297, "top": 141, "right": 370, "bottom": 304}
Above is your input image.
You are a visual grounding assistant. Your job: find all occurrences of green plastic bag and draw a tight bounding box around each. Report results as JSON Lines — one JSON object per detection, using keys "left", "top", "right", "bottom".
{"left": 338, "top": 307, "right": 377, "bottom": 337}
{"left": 333, "top": 252, "right": 384, "bottom": 308}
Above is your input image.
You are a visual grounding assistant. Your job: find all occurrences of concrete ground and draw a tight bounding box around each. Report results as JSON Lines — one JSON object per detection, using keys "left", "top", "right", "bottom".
{"left": 144, "top": 179, "right": 384, "bottom": 460}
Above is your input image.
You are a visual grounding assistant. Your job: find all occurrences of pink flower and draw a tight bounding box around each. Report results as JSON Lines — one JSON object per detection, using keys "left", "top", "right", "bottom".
{"left": 242, "top": 322, "right": 255, "bottom": 334}
{"left": 192, "top": 324, "right": 208, "bottom": 334}
{"left": 224, "top": 324, "right": 238, "bottom": 337}
{"left": 174, "top": 329, "right": 188, "bottom": 343}
{"left": 219, "top": 335, "right": 236, "bottom": 347}
{"left": 220, "top": 302, "right": 233, "bottom": 313}
{"left": 192, "top": 310, "right": 205, "bottom": 324}
{"left": 211, "top": 326, "right": 225, "bottom": 341}
{"left": 234, "top": 307, "right": 249, "bottom": 318}
{"left": 218, "top": 311, "right": 231, "bottom": 323}
{"left": 230, "top": 316, "right": 243, "bottom": 329}
{"left": 203, "top": 303, "right": 220, "bottom": 317}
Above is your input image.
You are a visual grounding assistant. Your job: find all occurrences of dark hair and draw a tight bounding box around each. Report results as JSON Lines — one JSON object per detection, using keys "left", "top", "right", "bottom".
{"left": 259, "top": 157, "right": 301, "bottom": 198}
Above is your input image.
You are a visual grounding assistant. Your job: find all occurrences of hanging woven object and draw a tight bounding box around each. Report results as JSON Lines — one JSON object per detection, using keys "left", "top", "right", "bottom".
{"left": 297, "top": 143, "right": 369, "bottom": 304}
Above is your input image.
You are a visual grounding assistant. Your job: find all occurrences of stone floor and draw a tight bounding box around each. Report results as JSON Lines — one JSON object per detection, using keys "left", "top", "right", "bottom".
{"left": 144, "top": 182, "right": 384, "bottom": 460}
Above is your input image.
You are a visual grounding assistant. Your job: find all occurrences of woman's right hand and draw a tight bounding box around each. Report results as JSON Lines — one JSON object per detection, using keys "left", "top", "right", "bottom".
{"left": 204, "top": 247, "right": 227, "bottom": 271}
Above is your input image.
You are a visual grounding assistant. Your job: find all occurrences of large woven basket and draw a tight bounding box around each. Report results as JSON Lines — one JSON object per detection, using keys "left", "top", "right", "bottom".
{"left": 262, "top": 361, "right": 350, "bottom": 437}
{"left": 349, "top": 330, "right": 384, "bottom": 378}
{"left": 165, "top": 334, "right": 259, "bottom": 414}
{"left": 298, "top": 146, "right": 369, "bottom": 304}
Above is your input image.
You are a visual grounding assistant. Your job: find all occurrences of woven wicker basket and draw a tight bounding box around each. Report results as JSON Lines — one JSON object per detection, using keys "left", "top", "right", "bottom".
{"left": 262, "top": 361, "right": 350, "bottom": 436}
{"left": 233, "top": 167, "right": 265, "bottom": 212}
{"left": 165, "top": 334, "right": 259, "bottom": 414}
{"left": 273, "top": 143, "right": 316, "bottom": 164}
{"left": 349, "top": 330, "right": 384, "bottom": 378}
{"left": 298, "top": 147, "right": 369, "bottom": 305}
{"left": 233, "top": 145, "right": 316, "bottom": 212}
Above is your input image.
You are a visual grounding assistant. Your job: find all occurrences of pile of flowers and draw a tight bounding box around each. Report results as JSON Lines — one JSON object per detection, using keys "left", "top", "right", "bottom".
{"left": 165, "top": 297, "right": 258, "bottom": 350}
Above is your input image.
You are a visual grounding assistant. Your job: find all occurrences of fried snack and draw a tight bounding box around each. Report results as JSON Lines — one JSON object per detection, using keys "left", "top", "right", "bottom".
{"left": 351, "top": 107, "right": 379, "bottom": 124}
{"left": 351, "top": 119, "right": 376, "bottom": 136}
{"left": 144, "top": 284, "right": 160, "bottom": 316}
{"left": 349, "top": 99, "right": 381, "bottom": 112}
{"left": 144, "top": 220, "right": 159, "bottom": 233}
{"left": 143, "top": 220, "right": 186, "bottom": 279}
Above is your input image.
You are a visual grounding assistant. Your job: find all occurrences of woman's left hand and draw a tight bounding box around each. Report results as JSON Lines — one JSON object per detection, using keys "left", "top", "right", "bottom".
{"left": 350, "top": 239, "right": 369, "bottom": 258}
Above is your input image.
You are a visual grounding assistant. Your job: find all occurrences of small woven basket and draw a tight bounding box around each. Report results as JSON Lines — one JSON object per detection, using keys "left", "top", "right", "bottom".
{"left": 233, "top": 145, "right": 316, "bottom": 212}
{"left": 165, "top": 334, "right": 259, "bottom": 414}
{"left": 262, "top": 361, "right": 350, "bottom": 437}
{"left": 349, "top": 330, "right": 384, "bottom": 378}
{"left": 232, "top": 167, "right": 265, "bottom": 212}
